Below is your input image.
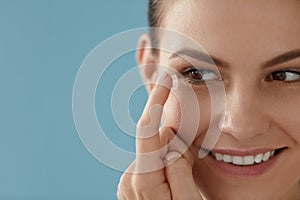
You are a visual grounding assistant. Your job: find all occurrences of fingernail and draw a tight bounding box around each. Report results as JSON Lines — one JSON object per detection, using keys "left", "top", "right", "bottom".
{"left": 164, "top": 151, "right": 182, "bottom": 165}
{"left": 198, "top": 148, "right": 210, "bottom": 159}
{"left": 155, "top": 71, "right": 168, "bottom": 87}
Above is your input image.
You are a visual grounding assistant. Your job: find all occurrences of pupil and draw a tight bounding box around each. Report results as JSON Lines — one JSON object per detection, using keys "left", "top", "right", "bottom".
{"left": 272, "top": 71, "right": 286, "bottom": 81}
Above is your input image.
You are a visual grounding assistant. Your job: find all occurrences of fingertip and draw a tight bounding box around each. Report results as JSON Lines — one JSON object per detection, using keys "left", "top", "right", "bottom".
{"left": 155, "top": 70, "right": 168, "bottom": 87}
{"left": 154, "top": 71, "right": 172, "bottom": 91}
{"left": 198, "top": 148, "right": 210, "bottom": 159}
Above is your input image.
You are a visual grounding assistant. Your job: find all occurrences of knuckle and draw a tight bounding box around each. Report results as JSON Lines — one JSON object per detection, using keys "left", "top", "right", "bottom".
{"left": 118, "top": 173, "right": 132, "bottom": 193}
{"left": 132, "top": 178, "right": 144, "bottom": 192}
{"left": 119, "top": 172, "right": 132, "bottom": 188}
{"left": 118, "top": 172, "right": 138, "bottom": 200}
{"left": 132, "top": 175, "right": 149, "bottom": 192}
{"left": 137, "top": 117, "right": 149, "bottom": 128}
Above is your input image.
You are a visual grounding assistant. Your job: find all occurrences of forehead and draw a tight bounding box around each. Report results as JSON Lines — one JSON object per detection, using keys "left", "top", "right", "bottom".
{"left": 161, "top": 0, "right": 300, "bottom": 65}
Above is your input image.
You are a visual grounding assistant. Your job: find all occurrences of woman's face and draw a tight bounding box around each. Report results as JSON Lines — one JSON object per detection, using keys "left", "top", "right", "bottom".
{"left": 154, "top": 0, "right": 300, "bottom": 199}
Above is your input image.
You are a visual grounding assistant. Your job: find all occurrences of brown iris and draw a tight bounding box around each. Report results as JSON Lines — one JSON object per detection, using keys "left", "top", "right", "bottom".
{"left": 189, "top": 69, "right": 203, "bottom": 80}
{"left": 266, "top": 71, "right": 286, "bottom": 81}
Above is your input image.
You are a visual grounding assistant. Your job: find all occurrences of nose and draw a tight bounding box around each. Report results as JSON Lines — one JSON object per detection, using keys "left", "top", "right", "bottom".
{"left": 218, "top": 84, "right": 271, "bottom": 141}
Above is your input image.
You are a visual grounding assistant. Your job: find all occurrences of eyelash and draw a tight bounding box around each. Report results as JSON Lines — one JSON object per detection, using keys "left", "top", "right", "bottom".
{"left": 265, "top": 67, "right": 300, "bottom": 85}
{"left": 180, "top": 66, "right": 300, "bottom": 86}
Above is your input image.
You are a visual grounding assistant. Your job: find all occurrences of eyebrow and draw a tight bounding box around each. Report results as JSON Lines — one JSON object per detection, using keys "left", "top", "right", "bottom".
{"left": 169, "top": 49, "right": 230, "bottom": 68}
{"left": 262, "top": 49, "right": 300, "bottom": 68}
{"left": 169, "top": 48, "right": 300, "bottom": 69}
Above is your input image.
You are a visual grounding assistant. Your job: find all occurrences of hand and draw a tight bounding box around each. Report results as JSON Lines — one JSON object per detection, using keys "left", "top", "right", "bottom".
{"left": 117, "top": 73, "right": 202, "bottom": 200}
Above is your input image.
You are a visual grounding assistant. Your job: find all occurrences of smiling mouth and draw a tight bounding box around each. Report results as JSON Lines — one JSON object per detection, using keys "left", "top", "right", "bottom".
{"left": 202, "top": 147, "right": 288, "bottom": 176}
{"left": 209, "top": 148, "right": 287, "bottom": 166}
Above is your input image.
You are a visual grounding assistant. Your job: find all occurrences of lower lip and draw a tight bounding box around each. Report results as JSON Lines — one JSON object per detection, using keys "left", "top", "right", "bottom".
{"left": 206, "top": 149, "right": 286, "bottom": 177}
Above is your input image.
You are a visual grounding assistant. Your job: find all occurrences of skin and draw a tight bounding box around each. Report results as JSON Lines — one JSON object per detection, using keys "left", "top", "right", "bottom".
{"left": 118, "top": 0, "right": 300, "bottom": 199}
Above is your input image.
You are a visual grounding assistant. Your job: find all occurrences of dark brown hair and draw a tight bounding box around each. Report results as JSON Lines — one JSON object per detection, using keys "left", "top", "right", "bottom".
{"left": 148, "top": 0, "right": 164, "bottom": 27}
{"left": 148, "top": 0, "right": 168, "bottom": 54}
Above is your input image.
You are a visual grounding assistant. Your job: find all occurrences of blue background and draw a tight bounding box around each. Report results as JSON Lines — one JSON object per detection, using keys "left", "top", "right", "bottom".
{"left": 0, "top": 0, "right": 148, "bottom": 199}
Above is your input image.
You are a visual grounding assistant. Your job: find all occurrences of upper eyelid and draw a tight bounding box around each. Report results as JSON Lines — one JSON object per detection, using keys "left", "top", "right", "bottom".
{"left": 267, "top": 67, "right": 300, "bottom": 77}
{"left": 181, "top": 66, "right": 219, "bottom": 73}
{"left": 168, "top": 58, "right": 221, "bottom": 71}
{"left": 276, "top": 68, "right": 300, "bottom": 73}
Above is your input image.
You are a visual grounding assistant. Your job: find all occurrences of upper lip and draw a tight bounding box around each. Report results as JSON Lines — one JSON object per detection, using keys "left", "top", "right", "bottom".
{"left": 209, "top": 147, "right": 286, "bottom": 156}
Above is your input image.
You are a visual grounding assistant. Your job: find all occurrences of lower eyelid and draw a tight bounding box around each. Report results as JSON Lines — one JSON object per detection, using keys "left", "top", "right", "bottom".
{"left": 179, "top": 76, "right": 205, "bottom": 85}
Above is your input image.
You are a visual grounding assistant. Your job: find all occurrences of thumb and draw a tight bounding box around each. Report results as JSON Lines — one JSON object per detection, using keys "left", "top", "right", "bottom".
{"left": 165, "top": 152, "right": 202, "bottom": 200}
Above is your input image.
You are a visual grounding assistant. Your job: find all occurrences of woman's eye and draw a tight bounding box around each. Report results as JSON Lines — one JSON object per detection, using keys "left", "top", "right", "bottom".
{"left": 266, "top": 70, "right": 300, "bottom": 82}
{"left": 182, "top": 68, "right": 221, "bottom": 85}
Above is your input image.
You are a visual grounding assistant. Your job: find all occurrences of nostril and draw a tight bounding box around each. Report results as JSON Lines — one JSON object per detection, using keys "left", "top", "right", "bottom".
{"left": 218, "top": 107, "right": 271, "bottom": 141}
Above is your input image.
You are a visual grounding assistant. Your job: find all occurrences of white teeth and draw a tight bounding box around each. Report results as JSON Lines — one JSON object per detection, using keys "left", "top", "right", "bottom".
{"left": 254, "top": 153, "right": 263, "bottom": 163}
{"left": 209, "top": 150, "right": 276, "bottom": 166}
{"left": 271, "top": 150, "right": 275, "bottom": 156}
{"left": 243, "top": 155, "right": 254, "bottom": 165}
{"left": 232, "top": 156, "right": 243, "bottom": 165}
{"left": 215, "top": 153, "right": 223, "bottom": 161}
{"left": 262, "top": 151, "right": 271, "bottom": 161}
{"left": 223, "top": 154, "right": 232, "bottom": 163}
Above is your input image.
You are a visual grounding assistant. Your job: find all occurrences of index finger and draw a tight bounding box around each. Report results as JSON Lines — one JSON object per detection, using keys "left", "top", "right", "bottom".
{"left": 136, "top": 71, "right": 172, "bottom": 154}
{"left": 135, "top": 71, "right": 172, "bottom": 173}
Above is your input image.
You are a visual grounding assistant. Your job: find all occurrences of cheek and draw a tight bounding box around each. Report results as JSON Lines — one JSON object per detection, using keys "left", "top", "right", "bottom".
{"left": 280, "top": 110, "right": 300, "bottom": 143}
{"left": 162, "top": 91, "right": 213, "bottom": 140}
{"left": 162, "top": 93, "right": 181, "bottom": 130}
{"left": 266, "top": 91, "right": 300, "bottom": 143}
